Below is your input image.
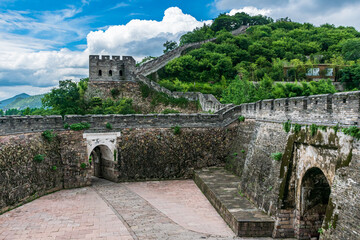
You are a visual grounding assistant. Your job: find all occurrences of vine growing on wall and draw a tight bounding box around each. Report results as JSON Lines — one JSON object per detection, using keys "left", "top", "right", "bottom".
{"left": 283, "top": 120, "right": 291, "bottom": 133}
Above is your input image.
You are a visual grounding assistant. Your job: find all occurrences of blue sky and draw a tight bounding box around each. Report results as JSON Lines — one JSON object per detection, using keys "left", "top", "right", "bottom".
{"left": 1, "top": 0, "right": 360, "bottom": 100}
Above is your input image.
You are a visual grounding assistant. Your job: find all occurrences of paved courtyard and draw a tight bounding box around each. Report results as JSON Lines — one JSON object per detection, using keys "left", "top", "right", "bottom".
{"left": 0, "top": 178, "right": 277, "bottom": 240}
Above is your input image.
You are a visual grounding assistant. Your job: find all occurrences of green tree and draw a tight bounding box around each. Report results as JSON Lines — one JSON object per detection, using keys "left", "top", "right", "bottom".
{"left": 163, "top": 40, "right": 178, "bottom": 53}
{"left": 340, "top": 64, "right": 360, "bottom": 90}
{"left": 342, "top": 39, "right": 360, "bottom": 61}
{"left": 222, "top": 76, "right": 257, "bottom": 104}
{"left": 42, "top": 80, "right": 82, "bottom": 115}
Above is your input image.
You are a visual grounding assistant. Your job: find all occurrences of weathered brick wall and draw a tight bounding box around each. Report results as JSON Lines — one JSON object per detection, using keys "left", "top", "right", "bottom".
{"left": 0, "top": 132, "right": 63, "bottom": 213}
{"left": 321, "top": 139, "right": 360, "bottom": 240}
{"left": 116, "top": 125, "right": 238, "bottom": 181}
{"left": 233, "top": 121, "right": 358, "bottom": 239}
{"left": 237, "top": 121, "right": 288, "bottom": 216}
{"left": 59, "top": 131, "right": 91, "bottom": 189}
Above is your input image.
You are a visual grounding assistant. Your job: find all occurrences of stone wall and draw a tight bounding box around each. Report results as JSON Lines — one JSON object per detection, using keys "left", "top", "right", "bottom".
{"left": 1, "top": 91, "right": 360, "bottom": 136}
{"left": 116, "top": 125, "right": 238, "bottom": 181}
{"left": 228, "top": 119, "right": 359, "bottom": 239}
{"left": 0, "top": 131, "right": 91, "bottom": 214}
{"left": 0, "top": 132, "right": 63, "bottom": 213}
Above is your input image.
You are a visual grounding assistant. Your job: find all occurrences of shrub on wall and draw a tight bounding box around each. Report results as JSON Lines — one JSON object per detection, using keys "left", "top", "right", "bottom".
{"left": 110, "top": 88, "right": 120, "bottom": 98}
{"left": 293, "top": 123, "right": 302, "bottom": 133}
{"left": 80, "top": 163, "right": 87, "bottom": 169}
{"left": 42, "top": 130, "right": 56, "bottom": 142}
{"left": 238, "top": 115, "right": 245, "bottom": 122}
{"left": 310, "top": 124, "right": 319, "bottom": 136}
{"left": 34, "top": 154, "right": 45, "bottom": 163}
{"left": 69, "top": 122, "right": 91, "bottom": 131}
{"left": 172, "top": 126, "right": 181, "bottom": 135}
{"left": 342, "top": 126, "right": 360, "bottom": 139}
{"left": 283, "top": 120, "right": 291, "bottom": 133}
{"left": 106, "top": 122, "right": 113, "bottom": 130}
{"left": 271, "top": 152, "right": 283, "bottom": 161}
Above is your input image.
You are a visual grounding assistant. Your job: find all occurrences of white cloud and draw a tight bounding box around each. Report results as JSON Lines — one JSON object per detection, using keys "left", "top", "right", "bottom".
{"left": 0, "top": 7, "right": 211, "bottom": 99}
{"left": 109, "top": 2, "right": 129, "bottom": 10}
{"left": 217, "top": 0, "right": 360, "bottom": 30}
{"left": 228, "top": 7, "right": 272, "bottom": 17}
{"left": 86, "top": 7, "right": 212, "bottom": 60}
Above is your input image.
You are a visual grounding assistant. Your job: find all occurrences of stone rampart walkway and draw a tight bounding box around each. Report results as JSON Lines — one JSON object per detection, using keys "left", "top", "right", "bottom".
{"left": 0, "top": 178, "right": 280, "bottom": 240}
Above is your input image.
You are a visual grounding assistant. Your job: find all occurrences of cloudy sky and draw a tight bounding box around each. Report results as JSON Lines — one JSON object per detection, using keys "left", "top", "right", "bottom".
{"left": 0, "top": 0, "right": 359, "bottom": 100}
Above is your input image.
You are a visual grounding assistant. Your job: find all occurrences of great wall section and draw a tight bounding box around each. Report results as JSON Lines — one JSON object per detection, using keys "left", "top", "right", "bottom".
{"left": 1, "top": 26, "right": 359, "bottom": 240}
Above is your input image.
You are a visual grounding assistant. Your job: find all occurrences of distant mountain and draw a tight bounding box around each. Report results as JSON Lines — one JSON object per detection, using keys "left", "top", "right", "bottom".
{"left": 0, "top": 93, "right": 30, "bottom": 110}
{"left": 5, "top": 94, "right": 45, "bottom": 110}
{"left": 0, "top": 93, "right": 45, "bottom": 110}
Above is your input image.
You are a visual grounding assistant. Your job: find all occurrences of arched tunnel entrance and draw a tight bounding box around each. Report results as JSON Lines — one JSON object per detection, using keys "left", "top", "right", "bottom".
{"left": 89, "top": 145, "right": 117, "bottom": 182}
{"left": 298, "top": 167, "right": 331, "bottom": 239}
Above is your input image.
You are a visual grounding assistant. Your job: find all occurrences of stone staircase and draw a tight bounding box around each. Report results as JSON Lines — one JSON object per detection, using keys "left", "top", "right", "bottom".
{"left": 194, "top": 167, "right": 275, "bottom": 237}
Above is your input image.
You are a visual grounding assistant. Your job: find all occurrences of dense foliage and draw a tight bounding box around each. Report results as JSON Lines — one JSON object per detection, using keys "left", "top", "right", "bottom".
{"left": 222, "top": 77, "right": 336, "bottom": 104}
{"left": 156, "top": 13, "right": 360, "bottom": 101}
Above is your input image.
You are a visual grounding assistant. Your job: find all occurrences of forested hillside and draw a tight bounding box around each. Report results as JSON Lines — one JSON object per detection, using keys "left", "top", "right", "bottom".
{"left": 156, "top": 13, "right": 360, "bottom": 104}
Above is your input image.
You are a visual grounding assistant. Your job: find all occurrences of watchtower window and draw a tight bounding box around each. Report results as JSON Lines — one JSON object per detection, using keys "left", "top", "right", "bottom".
{"left": 119, "top": 70, "right": 123, "bottom": 77}
{"left": 109, "top": 70, "right": 112, "bottom": 76}
{"left": 98, "top": 70, "right": 102, "bottom": 76}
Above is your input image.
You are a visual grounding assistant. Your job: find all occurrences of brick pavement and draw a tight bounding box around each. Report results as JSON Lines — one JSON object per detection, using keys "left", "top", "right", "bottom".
{"left": 0, "top": 178, "right": 283, "bottom": 240}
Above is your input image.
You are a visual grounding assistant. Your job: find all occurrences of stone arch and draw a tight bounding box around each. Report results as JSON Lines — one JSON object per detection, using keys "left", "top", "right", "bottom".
{"left": 109, "top": 70, "right": 112, "bottom": 76}
{"left": 83, "top": 132, "right": 120, "bottom": 182}
{"left": 98, "top": 69, "right": 102, "bottom": 76}
{"left": 298, "top": 167, "right": 331, "bottom": 239}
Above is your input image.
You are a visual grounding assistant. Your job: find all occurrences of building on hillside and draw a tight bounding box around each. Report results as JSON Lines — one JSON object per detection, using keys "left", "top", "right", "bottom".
{"left": 283, "top": 64, "right": 345, "bottom": 82}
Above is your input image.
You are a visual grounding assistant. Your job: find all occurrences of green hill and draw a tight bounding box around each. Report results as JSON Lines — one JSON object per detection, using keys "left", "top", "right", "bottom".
{"left": 0, "top": 93, "right": 30, "bottom": 110}
{"left": 4, "top": 94, "right": 44, "bottom": 110}
{"left": 155, "top": 13, "right": 360, "bottom": 104}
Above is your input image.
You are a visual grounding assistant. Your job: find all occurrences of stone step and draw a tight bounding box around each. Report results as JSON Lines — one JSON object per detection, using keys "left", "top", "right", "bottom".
{"left": 194, "top": 167, "right": 275, "bottom": 237}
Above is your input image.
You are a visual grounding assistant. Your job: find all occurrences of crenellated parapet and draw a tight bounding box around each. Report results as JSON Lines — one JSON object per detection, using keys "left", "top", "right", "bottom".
{"left": 89, "top": 55, "right": 136, "bottom": 82}
{"left": 238, "top": 91, "right": 360, "bottom": 125}
{"left": 1, "top": 91, "right": 360, "bottom": 136}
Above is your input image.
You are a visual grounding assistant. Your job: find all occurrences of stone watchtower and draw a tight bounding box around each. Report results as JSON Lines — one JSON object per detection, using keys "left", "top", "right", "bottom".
{"left": 89, "top": 55, "right": 136, "bottom": 81}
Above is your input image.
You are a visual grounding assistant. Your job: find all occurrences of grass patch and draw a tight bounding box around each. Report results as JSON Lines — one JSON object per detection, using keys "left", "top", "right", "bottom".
{"left": 161, "top": 109, "right": 180, "bottom": 114}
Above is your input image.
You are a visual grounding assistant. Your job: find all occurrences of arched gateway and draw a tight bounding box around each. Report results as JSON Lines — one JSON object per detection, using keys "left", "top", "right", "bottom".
{"left": 83, "top": 132, "right": 120, "bottom": 182}
{"left": 298, "top": 167, "right": 331, "bottom": 239}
